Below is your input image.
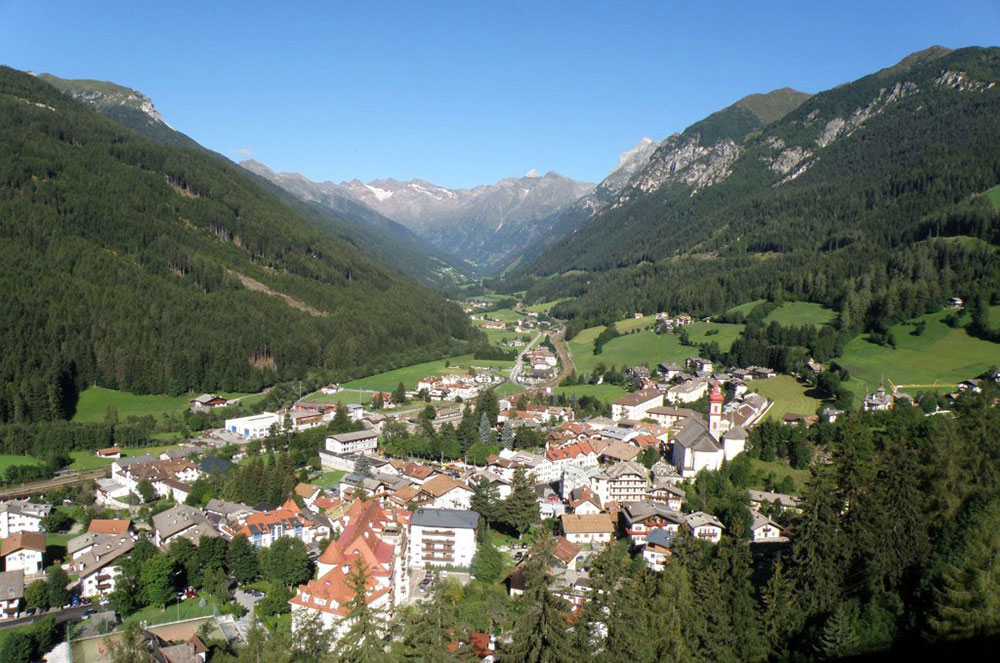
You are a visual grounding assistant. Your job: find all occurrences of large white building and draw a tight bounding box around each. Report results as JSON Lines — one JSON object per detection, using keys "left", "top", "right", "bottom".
{"left": 610, "top": 387, "right": 663, "bottom": 421}
{"left": 325, "top": 429, "right": 380, "bottom": 455}
{"left": 0, "top": 500, "right": 50, "bottom": 538}
{"left": 69, "top": 534, "right": 135, "bottom": 598}
{"left": 590, "top": 461, "right": 650, "bottom": 505}
{"left": 224, "top": 412, "right": 283, "bottom": 439}
{"left": 408, "top": 508, "right": 479, "bottom": 569}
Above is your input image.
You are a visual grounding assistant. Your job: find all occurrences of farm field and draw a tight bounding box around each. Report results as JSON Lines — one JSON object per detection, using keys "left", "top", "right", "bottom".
{"left": 67, "top": 443, "right": 187, "bottom": 470}
{"left": 494, "top": 382, "right": 526, "bottom": 397}
{"left": 748, "top": 376, "right": 824, "bottom": 420}
{"left": 526, "top": 298, "right": 569, "bottom": 313}
{"left": 728, "top": 299, "right": 766, "bottom": 316}
{"left": 0, "top": 454, "right": 44, "bottom": 473}
{"left": 568, "top": 322, "right": 743, "bottom": 376}
{"left": 748, "top": 458, "right": 811, "bottom": 493}
{"left": 553, "top": 383, "right": 628, "bottom": 403}
{"left": 835, "top": 310, "right": 1000, "bottom": 395}
{"left": 72, "top": 387, "right": 254, "bottom": 423}
{"left": 763, "top": 302, "right": 837, "bottom": 327}
{"left": 489, "top": 308, "right": 526, "bottom": 323}
{"left": 302, "top": 389, "right": 370, "bottom": 405}
{"left": 342, "top": 354, "right": 514, "bottom": 392}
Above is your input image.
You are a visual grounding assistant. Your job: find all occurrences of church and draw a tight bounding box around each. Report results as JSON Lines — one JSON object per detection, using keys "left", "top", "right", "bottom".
{"left": 671, "top": 382, "right": 747, "bottom": 478}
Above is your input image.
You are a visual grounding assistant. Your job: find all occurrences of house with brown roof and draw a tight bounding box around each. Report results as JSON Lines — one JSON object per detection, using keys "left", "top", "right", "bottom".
{"left": 567, "top": 486, "right": 603, "bottom": 515}
{"left": 549, "top": 536, "right": 583, "bottom": 570}
{"left": 611, "top": 387, "right": 664, "bottom": 421}
{"left": 419, "top": 475, "right": 473, "bottom": 510}
{"left": 96, "top": 446, "right": 121, "bottom": 459}
{"left": 560, "top": 513, "right": 615, "bottom": 545}
{"left": 88, "top": 519, "right": 131, "bottom": 536}
{"left": 294, "top": 483, "right": 322, "bottom": 507}
{"left": 71, "top": 535, "right": 135, "bottom": 598}
{"left": 1, "top": 531, "right": 46, "bottom": 574}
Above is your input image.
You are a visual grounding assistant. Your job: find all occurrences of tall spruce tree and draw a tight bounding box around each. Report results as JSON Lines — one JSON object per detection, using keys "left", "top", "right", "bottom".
{"left": 337, "top": 560, "right": 389, "bottom": 663}
{"left": 502, "top": 468, "right": 538, "bottom": 537}
{"left": 504, "top": 542, "right": 573, "bottom": 663}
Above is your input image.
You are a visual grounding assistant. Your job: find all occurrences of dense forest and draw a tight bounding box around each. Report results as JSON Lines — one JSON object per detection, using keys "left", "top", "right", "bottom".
{"left": 0, "top": 67, "right": 478, "bottom": 424}
{"left": 504, "top": 47, "right": 1000, "bottom": 335}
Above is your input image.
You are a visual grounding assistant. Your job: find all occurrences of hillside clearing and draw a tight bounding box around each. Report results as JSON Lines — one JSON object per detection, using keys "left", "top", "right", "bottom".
{"left": 748, "top": 375, "right": 824, "bottom": 420}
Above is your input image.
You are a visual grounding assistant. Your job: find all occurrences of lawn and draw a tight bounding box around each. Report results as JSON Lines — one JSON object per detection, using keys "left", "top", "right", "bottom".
{"left": 489, "top": 308, "right": 526, "bottom": 323}
{"left": 302, "top": 389, "right": 370, "bottom": 405}
{"left": 553, "top": 383, "right": 628, "bottom": 403}
{"left": 342, "top": 354, "right": 514, "bottom": 392}
{"left": 526, "top": 298, "right": 570, "bottom": 313}
{"left": 314, "top": 470, "right": 347, "bottom": 489}
{"left": 0, "top": 454, "right": 44, "bottom": 472}
{"left": 67, "top": 443, "right": 188, "bottom": 470}
{"left": 748, "top": 375, "right": 824, "bottom": 420}
{"left": 763, "top": 302, "right": 837, "bottom": 327}
{"left": 834, "top": 310, "right": 1000, "bottom": 395}
{"left": 748, "top": 458, "right": 811, "bottom": 493}
{"left": 568, "top": 322, "right": 744, "bottom": 376}
{"left": 123, "top": 596, "right": 219, "bottom": 627}
{"left": 494, "top": 382, "right": 526, "bottom": 397}
{"left": 728, "top": 299, "right": 766, "bottom": 316}
{"left": 72, "top": 386, "right": 253, "bottom": 423}
{"left": 984, "top": 183, "right": 1000, "bottom": 210}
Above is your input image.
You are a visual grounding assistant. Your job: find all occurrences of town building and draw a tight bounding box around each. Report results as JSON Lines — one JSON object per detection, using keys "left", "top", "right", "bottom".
{"left": 590, "top": 461, "right": 650, "bottom": 506}
{"left": 560, "top": 513, "right": 615, "bottom": 545}
{"left": 611, "top": 387, "right": 663, "bottom": 421}
{"left": 408, "top": 508, "right": 479, "bottom": 568}
{"left": 0, "top": 500, "right": 50, "bottom": 538}
{"left": 70, "top": 534, "right": 135, "bottom": 598}
{"left": 642, "top": 528, "right": 676, "bottom": 571}
{"left": 750, "top": 512, "right": 785, "bottom": 542}
{"left": 151, "top": 505, "right": 219, "bottom": 549}
{"left": 1, "top": 531, "right": 46, "bottom": 575}
{"left": 684, "top": 512, "right": 724, "bottom": 544}
{"left": 0, "top": 570, "right": 24, "bottom": 620}
{"left": 223, "top": 412, "right": 283, "bottom": 439}
{"left": 324, "top": 429, "right": 380, "bottom": 455}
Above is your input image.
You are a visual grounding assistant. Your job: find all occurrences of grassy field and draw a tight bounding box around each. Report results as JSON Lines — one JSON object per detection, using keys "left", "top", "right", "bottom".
{"left": 568, "top": 322, "right": 744, "bottom": 375}
{"left": 494, "top": 382, "right": 526, "bottom": 397}
{"left": 302, "top": 389, "right": 369, "bottom": 405}
{"left": 748, "top": 375, "right": 824, "bottom": 420}
{"left": 526, "top": 299, "right": 569, "bottom": 313}
{"left": 67, "top": 443, "right": 187, "bottom": 470}
{"left": 0, "top": 454, "right": 44, "bottom": 472}
{"left": 835, "top": 310, "right": 1000, "bottom": 395}
{"left": 314, "top": 470, "right": 347, "bottom": 489}
{"left": 341, "top": 354, "right": 514, "bottom": 392}
{"left": 553, "top": 383, "right": 628, "bottom": 403}
{"left": 72, "top": 386, "right": 254, "bottom": 423}
{"left": 728, "top": 299, "right": 766, "bottom": 316}
{"left": 489, "top": 308, "right": 526, "bottom": 323}
{"left": 984, "top": 184, "right": 1000, "bottom": 210}
{"left": 763, "top": 302, "right": 837, "bottom": 327}
{"left": 748, "top": 458, "right": 811, "bottom": 493}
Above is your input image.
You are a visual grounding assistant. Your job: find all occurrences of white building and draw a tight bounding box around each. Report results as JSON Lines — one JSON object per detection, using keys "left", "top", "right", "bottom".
{"left": 750, "top": 511, "right": 784, "bottom": 542}
{"left": 408, "top": 508, "right": 479, "bottom": 568}
{"left": 590, "top": 461, "right": 650, "bottom": 506}
{"left": 666, "top": 379, "right": 709, "bottom": 404}
{"left": 324, "top": 430, "right": 380, "bottom": 455}
{"left": 224, "top": 412, "right": 282, "bottom": 439}
{"left": 684, "top": 511, "right": 724, "bottom": 544}
{"left": 70, "top": 535, "right": 135, "bottom": 598}
{"left": 0, "top": 570, "right": 24, "bottom": 620}
{"left": 0, "top": 500, "right": 50, "bottom": 538}
{"left": 419, "top": 476, "right": 474, "bottom": 510}
{"left": 611, "top": 387, "right": 663, "bottom": 421}
{"left": 1, "top": 531, "right": 46, "bottom": 575}
{"left": 560, "top": 513, "right": 615, "bottom": 546}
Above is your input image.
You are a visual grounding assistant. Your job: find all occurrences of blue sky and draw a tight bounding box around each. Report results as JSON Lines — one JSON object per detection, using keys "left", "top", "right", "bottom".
{"left": 2, "top": 1, "right": 998, "bottom": 188}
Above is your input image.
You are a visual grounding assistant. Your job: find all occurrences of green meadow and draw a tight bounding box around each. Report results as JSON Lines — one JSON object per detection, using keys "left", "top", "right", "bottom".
{"left": 0, "top": 454, "right": 45, "bottom": 473}
{"left": 835, "top": 310, "right": 1000, "bottom": 394}
{"left": 568, "top": 322, "right": 744, "bottom": 376}
{"left": 341, "top": 354, "right": 514, "bottom": 392}
{"left": 763, "top": 302, "right": 837, "bottom": 327}
{"left": 748, "top": 375, "right": 824, "bottom": 420}
{"left": 72, "top": 386, "right": 255, "bottom": 423}
{"left": 553, "top": 383, "right": 629, "bottom": 403}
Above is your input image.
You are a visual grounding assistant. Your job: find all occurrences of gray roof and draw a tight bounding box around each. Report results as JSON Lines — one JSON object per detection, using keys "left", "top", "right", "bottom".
{"left": 622, "top": 501, "right": 685, "bottom": 526}
{"left": 328, "top": 429, "right": 379, "bottom": 443}
{"left": 722, "top": 426, "right": 747, "bottom": 440}
{"left": 673, "top": 418, "right": 720, "bottom": 453}
{"left": 602, "top": 460, "right": 648, "bottom": 480}
{"left": 646, "top": 527, "right": 678, "bottom": 549}
{"left": 751, "top": 511, "right": 782, "bottom": 532}
{"left": 73, "top": 536, "right": 135, "bottom": 576}
{"left": 685, "top": 511, "right": 724, "bottom": 530}
{"left": 0, "top": 499, "right": 51, "bottom": 519}
{"left": 113, "top": 454, "right": 156, "bottom": 468}
{"left": 152, "top": 504, "right": 212, "bottom": 540}
{"left": 0, "top": 569, "right": 24, "bottom": 601}
{"left": 748, "top": 490, "right": 801, "bottom": 509}
{"left": 67, "top": 532, "right": 106, "bottom": 557}
{"left": 411, "top": 508, "right": 480, "bottom": 530}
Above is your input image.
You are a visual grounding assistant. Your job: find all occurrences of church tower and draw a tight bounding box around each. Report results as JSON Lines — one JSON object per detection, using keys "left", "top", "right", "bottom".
{"left": 708, "top": 381, "right": 723, "bottom": 441}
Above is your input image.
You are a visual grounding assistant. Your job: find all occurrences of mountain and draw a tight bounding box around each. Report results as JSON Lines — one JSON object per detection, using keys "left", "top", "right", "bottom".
{"left": 515, "top": 46, "right": 1000, "bottom": 337}
{"left": 0, "top": 66, "right": 477, "bottom": 424}
{"left": 239, "top": 160, "right": 468, "bottom": 286}
{"left": 36, "top": 72, "right": 208, "bottom": 152}
{"left": 331, "top": 172, "right": 595, "bottom": 272}
{"left": 38, "top": 73, "right": 465, "bottom": 288}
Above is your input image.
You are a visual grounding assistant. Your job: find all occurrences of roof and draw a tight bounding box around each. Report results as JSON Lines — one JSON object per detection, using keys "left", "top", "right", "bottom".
{"left": 748, "top": 490, "right": 801, "bottom": 509}
{"left": 420, "top": 475, "right": 471, "bottom": 498}
{"left": 673, "top": 418, "right": 721, "bottom": 453}
{"left": 0, "top": 570, "right": 24, "bottom": 601}
{"left": 751, "top": 511, "right": 782, "bottom": 532}
{"left": 152, "top": 505, "right": 212, "bottom": 540}
{"left": 328, "top": 429, "right": 379, "bottom": 443}
{"left": 722, "top": 426, "right": 747, "bottom": 440}
{"left": 97, "top": 446, "right": 121, "bottom": 455}
{"left": 72, "top": 536, "right": 135, "bottom": 575}
{"left": 685, "top": 511, "right": 724, "bottom": 530}
{"left": 646, "top": 527, "right": 677, "bottom": 550}
{"left": 88, "top": 519, "right": 131, "bottom": 535}
{"left": 600, "top": 440, "right": 641, "bottom": 462}
{"left": 199, "top": 456, "right": 233, "bottom": 474}
{"left": 550, "top": 536, "right": 582, "bottom": 566}
{"left": 568, "top": 486, "right": 601, "bottom": 509}
{"left": 294, "top": 483, "right": 321, "bottom": 499}
{"left": 561, "top": 513, "right": 615, "bottom": 534}
{"left": 602, "top": 460, "right": 648, "bottom": 480}
{"left": 1, "top": 530, "right": 46, "bottom": 555}
{"left": 613, "top": 387, "right": 662, "bottom": 407}
{"left": 411, "top": 508, "right": 480, "bottom": 530}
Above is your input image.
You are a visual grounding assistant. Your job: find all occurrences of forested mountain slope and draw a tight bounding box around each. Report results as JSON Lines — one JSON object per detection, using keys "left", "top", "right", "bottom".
{"left": 518, "top": 46, "right": 1000, "bottom": 333}
{"left": 37, "top": 73, "right": 465, "bottom": 287}
{"left": 0, "top": 66, "right": 477, "bottom": 424}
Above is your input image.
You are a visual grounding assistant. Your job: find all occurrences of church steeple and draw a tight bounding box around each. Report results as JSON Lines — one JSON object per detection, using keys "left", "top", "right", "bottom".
{"left": 708, "top": 380, "right": 723, "bottom": 441}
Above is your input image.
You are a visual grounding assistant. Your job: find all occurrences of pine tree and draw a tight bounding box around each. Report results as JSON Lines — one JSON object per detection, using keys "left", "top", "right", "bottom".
{"left": 761, "top": 561, "right": 802, "bottom": 656}
{"left": 337, "top": 560, "right": 389, "bottom": 663}
{"left": 817, "top": 604, "right": 860, "bottom": 659}
{"left": 502, "top": 468, "right": 538, "bottom": 537}
{"left": 789, "top": 466, "right": 847, "bottom": 615}
{"left": 500, "top": 421, "right": 514, "bottom": 449}
{"left": 504, "top": 546, "right": 574, "bottom": 663}
{"left": 478, "top": 413, "right": 494, "bottom": 446}
{"left": 396, "top": 598, "right": 455, "bottom": 663}
{"left": 228, "top": 533, "right": 261, "bottom": 584}
{"left": 470, "top": 479, "right": 500, "bottom": 530}
{"left": 392, "top": 382, "right": 408, "bottom": 406}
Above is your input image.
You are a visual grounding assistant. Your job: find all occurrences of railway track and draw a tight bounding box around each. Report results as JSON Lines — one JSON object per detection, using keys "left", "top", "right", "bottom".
{"left": 0, "top": 467, "right": 108, "bottom": 499}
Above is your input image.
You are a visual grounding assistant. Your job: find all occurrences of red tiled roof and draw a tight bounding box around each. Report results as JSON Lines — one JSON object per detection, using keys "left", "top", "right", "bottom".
{"left": 88, "top": 519, "right": 131, "bottom": 535}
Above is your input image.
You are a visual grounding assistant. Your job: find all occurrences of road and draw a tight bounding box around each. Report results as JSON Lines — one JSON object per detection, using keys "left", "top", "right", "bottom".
{"left": 508, "top": 331, "right": 544, "bottom": 386}
{"left": 0, "top": 603, "right": 94, "bottom": 631}
{"left": 0, "top": 467, "right": 108, "bottom": 500}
